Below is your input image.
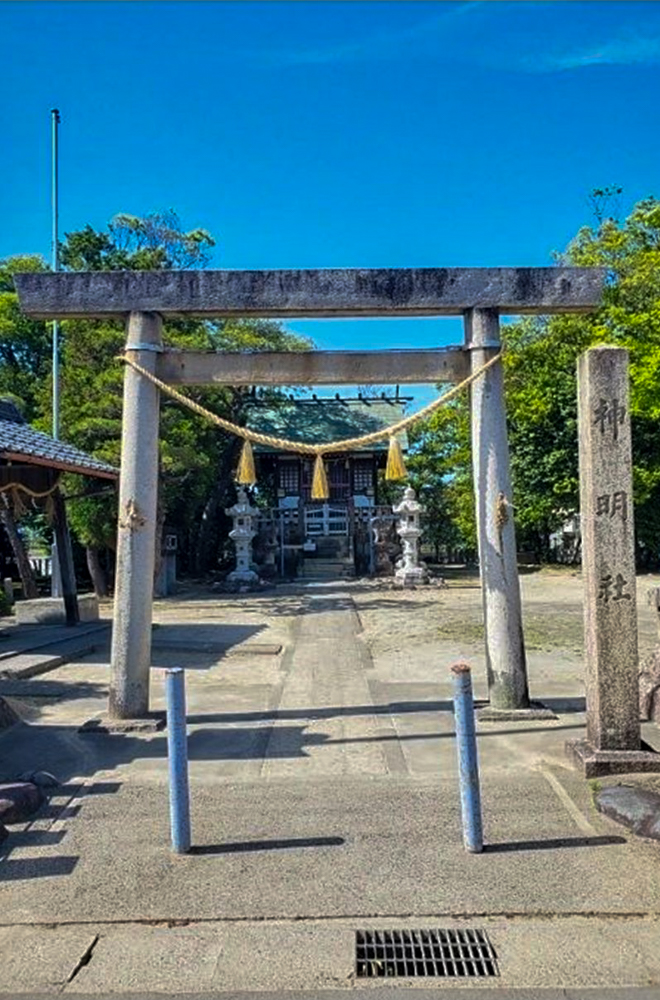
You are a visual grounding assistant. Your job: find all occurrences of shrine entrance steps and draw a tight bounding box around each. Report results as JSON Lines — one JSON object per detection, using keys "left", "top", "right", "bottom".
{"left": 300, "top": 557, "right": 355, "bottom": 581}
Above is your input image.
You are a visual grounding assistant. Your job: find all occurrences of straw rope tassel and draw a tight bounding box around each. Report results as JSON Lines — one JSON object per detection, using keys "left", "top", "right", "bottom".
{"left": 311, "top": 454, "right": 330, "bottom": 500}
{"left": 385, "top": 436, "right": 407, "bottom": 481}
{"left": 236, "top": 438, "right": 257, "bottom": 485}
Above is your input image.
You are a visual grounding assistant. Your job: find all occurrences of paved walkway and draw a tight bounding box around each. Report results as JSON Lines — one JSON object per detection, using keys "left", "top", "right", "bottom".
{"left": 1, "top": 585, "right": 660, "bottom": 993}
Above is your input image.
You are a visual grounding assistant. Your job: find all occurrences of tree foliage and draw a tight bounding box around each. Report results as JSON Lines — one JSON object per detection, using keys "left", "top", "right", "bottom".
{"left": 0, "top": 255, "right": 52, "bottom": 421}
{"left": 409, "top": 196, "right": 660, "bottom": 566}
{"left": 504, "top": 197, "right": 660, "bottom": 564}
{"left": 0, "top": 210, "right": 310, "bottom": 591}
{"left": 60, "top": 210, "right": 215, "bottom": 272}
{"left": 406, "top": 400, "right": 474, "bottom": 557}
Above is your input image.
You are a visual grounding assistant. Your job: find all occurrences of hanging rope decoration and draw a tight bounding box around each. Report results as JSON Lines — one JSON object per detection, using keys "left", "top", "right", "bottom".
{"left": 118, "top": 352, "right": 503, "bottom": 500}
{"left": 0, "top": 480, "right": 60, "bottom": 522}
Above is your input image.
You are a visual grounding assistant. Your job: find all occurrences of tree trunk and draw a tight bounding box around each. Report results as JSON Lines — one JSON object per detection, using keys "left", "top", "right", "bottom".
{"left": 86, "top": 546, "right": 108, "bottom": 598}
{"left": 153, "top": 476, "right": 166, "bottom": 591}
{"left": 0, "top": 498, "right": 38, "bottom": 599}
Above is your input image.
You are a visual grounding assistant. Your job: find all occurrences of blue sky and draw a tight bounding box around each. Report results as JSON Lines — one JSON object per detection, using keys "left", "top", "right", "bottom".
{"left": 2, "top": 0, "right": 660, "bottom": 393}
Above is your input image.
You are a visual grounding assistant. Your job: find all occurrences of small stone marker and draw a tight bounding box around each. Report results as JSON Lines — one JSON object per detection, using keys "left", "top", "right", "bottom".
{"left": 567, "top": 347, "right": 660, "bottom": 776}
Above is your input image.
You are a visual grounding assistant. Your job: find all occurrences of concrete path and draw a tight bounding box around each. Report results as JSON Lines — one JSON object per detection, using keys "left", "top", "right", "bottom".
{"left": 2, "top": 990, "right": 657, "bottom": 1000}
{"left": 2, "top": 584, "right": 660, "bottom": 993}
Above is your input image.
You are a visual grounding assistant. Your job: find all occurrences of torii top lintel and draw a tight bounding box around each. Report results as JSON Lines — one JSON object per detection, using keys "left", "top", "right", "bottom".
{"left": 14, "top": 267, "right": 605, "bottom": 319}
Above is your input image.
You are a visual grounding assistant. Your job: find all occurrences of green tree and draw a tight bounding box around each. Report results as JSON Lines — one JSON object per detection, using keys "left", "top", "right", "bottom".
{"left": 56, "top": 213, "right": 310, "bottom": 590}
{"left": 404, "top": 196, "right": 660, "bottom": 568}
{"left": 0, "top": 255, "right": 52, "bottom": 420}
{"left": 406, "top": 400, "right": 475, "bottom": 560}
{"left": 503, "top": 196, "right": 660, "bottom": 564}
{"left": 1, "top": 212, "right": 311, "bottom": 594}
{"left": 0, "top": 255, "right": 55, "bottom": 597}
{"left": 60, "top": 210, "right": 215, "bottom": 272}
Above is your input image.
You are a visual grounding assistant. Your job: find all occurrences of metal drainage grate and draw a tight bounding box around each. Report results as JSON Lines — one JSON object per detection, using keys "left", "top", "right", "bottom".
{"left": 355, "top": 928, "right": 498, "bottom": 979}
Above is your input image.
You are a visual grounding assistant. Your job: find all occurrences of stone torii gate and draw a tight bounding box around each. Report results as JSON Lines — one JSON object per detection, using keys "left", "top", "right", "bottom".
{"left": 16, "top": 266, "right": 604, "bottom": 727}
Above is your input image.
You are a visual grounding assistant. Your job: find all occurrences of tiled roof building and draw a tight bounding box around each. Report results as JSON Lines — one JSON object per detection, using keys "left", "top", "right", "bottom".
{"left": 0, "top": 401, "right": 116, "bottom": 479}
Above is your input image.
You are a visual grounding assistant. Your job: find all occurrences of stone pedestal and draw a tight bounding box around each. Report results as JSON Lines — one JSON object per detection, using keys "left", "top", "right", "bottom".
{"left": 566, "top": 347, "right": 660, "bottom": 776}
{"left": 226, "top": 488, "right": 260, "bottom": 584}
{"left": 393, "top": 487, "right": 429, "bottom": 587}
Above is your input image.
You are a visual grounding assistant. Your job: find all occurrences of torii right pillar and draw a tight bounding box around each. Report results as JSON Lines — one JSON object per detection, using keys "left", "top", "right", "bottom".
{"left": 466, "top": 308, "right": 550, "bottom": 718}
{"left": 567, "top": 346, "right": 660, "bottom": 776}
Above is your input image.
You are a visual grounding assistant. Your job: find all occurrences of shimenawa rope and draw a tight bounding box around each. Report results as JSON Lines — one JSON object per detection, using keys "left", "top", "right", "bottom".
{"left": 118, "top": 351, "right": 502, "bottom": 498}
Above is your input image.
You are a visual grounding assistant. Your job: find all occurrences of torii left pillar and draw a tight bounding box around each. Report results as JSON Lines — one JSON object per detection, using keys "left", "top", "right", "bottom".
{"left": 108, "top": 312, "right": 163, "bottom": 726}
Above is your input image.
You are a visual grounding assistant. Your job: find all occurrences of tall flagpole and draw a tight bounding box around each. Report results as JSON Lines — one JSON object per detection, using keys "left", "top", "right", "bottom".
{"left": 51, "top": 108, "right": 60, "bottom": 440}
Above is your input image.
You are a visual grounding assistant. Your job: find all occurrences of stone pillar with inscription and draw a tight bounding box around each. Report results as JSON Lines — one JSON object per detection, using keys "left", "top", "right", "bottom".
{"left": 567, "top": 346, "right": 660, "bottom": 776}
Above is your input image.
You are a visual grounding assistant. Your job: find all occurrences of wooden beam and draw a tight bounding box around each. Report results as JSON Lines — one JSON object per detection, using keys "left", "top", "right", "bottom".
{"left": 0, "top": 452, "right": 117, "bottom": 479}
{"left": 156, "top": 347, "right": 470, "bottom": 386}
{"left": 52, "top": 488, "right": 80, "bottom": 627}
{"left": 15, "top": 266, "right": 606, "bottom": 319}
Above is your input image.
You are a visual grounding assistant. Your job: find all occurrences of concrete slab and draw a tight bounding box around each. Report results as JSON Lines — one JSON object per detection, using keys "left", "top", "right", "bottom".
{"left": 67, "top": 925, "right": 222, "bottom": 994}
{"left": 2, "top": 575, "right": 660, "bottom": 995}
{"left": 0, "top": 774, "right": 648, "bottom": 926}
{"left": 43, "top": 991, "right": 660, "bottom": 1000}
{"left": 207, "top": 917, "right": 660, "bottom": 991}
{"left": 5, "top": 916, "right": 660, "bottom": 994}
{"left": 45, "top": 990, "right": 660, "bottom": 1000}
{"left": 0, "top": 924, "right": 98, "bottom": 993}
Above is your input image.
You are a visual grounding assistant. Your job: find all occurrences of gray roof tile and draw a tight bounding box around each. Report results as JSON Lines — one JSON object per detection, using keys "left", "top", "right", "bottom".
{"left": 0, "top": 420, "right": 117, "bottom": 478}
{"left": 246, "top": 397, "right": 409, "bottom": 453}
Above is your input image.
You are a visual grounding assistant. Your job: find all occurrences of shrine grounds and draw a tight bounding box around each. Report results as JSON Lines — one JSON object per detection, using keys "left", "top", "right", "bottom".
{"left": 2, "top": 565, "right": 660, "bottom": 995}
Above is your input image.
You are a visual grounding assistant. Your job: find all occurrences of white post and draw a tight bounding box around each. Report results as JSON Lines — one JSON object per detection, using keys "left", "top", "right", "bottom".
{"left": 466, "top": 308, "right": 530, "bottom": 711}
{"left": 108, "top": 312, "right": 162, "bottom": 720}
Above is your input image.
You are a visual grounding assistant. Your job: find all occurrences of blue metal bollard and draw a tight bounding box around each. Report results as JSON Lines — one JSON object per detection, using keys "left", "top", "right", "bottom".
{"left": 165, "top": 667, "right": 191, "bottom": 854}
{"left": 451, "top": 661, "right": 483, "bottom": 853}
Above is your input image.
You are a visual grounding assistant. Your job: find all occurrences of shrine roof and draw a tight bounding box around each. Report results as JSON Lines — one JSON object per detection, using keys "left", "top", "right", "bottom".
{"left": 245, "top": 396, "right": 409, "bottom": 454}
{"left": 0, "top": 400, "right": 117, "bottom": 479}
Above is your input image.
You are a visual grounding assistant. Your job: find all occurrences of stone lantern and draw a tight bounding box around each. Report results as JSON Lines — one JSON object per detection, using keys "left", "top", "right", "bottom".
{"left": 225, "top": 488, "right": 260, "bottom": 583}
{"left": 393, "top": 486, "right": 429, "bottom": 587}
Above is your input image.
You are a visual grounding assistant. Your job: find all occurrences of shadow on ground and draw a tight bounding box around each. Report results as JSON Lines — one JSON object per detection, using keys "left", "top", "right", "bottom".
{"left": 189, "top": 836, "right": 345, "bottom": 855}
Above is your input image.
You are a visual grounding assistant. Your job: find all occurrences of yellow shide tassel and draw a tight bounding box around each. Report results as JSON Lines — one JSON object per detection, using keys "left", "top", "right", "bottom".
{"left": 385, "top": 436, "right": 407, "bottom": 481}
{"left": 236, "top": 438, "right": 257, "bottom": 485}
{"left": 311, "top": 453, "right": 330, "bottom": 500}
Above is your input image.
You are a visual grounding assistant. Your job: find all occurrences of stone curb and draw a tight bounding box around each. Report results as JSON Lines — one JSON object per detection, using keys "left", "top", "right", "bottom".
{"left": 0, "top": 622, "right": 109, "bottom": 664}
{"left": 596, "top": 784, "right": 660, "bottom": 840}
